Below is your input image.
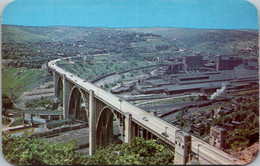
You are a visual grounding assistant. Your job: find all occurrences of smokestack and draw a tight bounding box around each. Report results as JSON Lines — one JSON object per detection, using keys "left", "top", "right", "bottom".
{"left": 210, "top": 83, "right": 227, "bottom": 101}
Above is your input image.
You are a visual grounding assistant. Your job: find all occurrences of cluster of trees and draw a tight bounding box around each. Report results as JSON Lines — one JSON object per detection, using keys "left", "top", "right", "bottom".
{"left": 2, "top": 117, "right": 11, "bottom": 125}
{"left": 176, "top": 108, "right": 211, "bottom": 136}
{"left": 175, "top": 95, "right": 259, "bottom": 147}
{"left": 2, "top": 134, "right": 174, "bottom": 165}
{"left": 2, "top": 41, "right": 60, "bottom": 69}
{"left": 25, "top": 97, "right": 54, "bottom": 109}
{"left": 103, "top": 82, "right": 117, "bottom": 91}
{"left": 214, "top": 96, "right": 259, "bottom": 149}
{"left": 60, "top": 52, "right": 156, "bottom": 81}
{"left": 89, "top": 137, "right": 174, "bottom": 165}
{"left": 2, "top": 133, "right": 82, "bottom": 165}
{"left": 2, "top": 60, "right": 43, "bottom": 69}
{"left": 176, "top": 108, "right": 188, "bottom": 127}
{"left": 9, "top": 119, "right": 24, "bottom": 127}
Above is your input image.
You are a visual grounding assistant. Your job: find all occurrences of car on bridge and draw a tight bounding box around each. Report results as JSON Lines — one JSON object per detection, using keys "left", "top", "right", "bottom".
{"left": 162, "top": 132, "right": 169, "bottom": 137}
{"left": 142, "top": 117, "right": 148, "bottom": 121}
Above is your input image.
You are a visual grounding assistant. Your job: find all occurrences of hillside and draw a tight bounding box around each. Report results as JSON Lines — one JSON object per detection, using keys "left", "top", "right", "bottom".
{"left": 2, "top": 25, "right": 50, "bottom": 43}
{"left": 2, "top": 25, "right": 182, "bottom": 99}
{"left": 2, "top": 25, "right": 258, "bottom": 89}
{"left": 129, "top": 27, "right": 258, "bottom": 58}
{"left": 1, "top": 66, "right": 48, "bottom": 100}
{"left": 2, "top": 25, "right": 179, "bottom": 54}
{"left": 3, "top": 25, "right": 258, "bottom": 58}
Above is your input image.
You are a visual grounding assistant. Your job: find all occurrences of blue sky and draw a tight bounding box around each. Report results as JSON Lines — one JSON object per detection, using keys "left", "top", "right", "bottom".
{"left": 2, "top": 0, "right": 259, "bottom": 29}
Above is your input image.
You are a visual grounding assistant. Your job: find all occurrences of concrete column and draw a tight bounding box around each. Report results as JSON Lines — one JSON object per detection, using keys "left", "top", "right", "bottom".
{"left": 62, "top": 74, "right": 74, "bottom": 119}
{"left": 119, "top": 114, "right": 124, "bottom": 140}
{"left": 151, "top": 133, "right": 154, "bottom": 139}
{"left": 62, "top": 74, "right": 68, "bottom": 119}
{"left": 53, "top": 72, "right": 58, "bottom": 97}
{"left": 135, "top": 124, "right": 140, "bottom": 137}
{"left": 131, "top": 122, "right": 136, "bottom": 138}
{"left": 122, "top": 115, "right": 125, "bottom": 131}
{"left": 174, "top": 130, "right": 192, "bottom": 165}
{"left": 143, "top": 128, "right": 147, "bottom": 139}
{"left": 119, "top": 114, "right": 122, "bottom": 126}
{"left": 148, "top": 132, "right": 152, "bottom": 139}
{"left": 89, "top": 90, "right": 96, "bottom": 156}
{"left": 124, "top": 112, "right": 132, "bottom": 143}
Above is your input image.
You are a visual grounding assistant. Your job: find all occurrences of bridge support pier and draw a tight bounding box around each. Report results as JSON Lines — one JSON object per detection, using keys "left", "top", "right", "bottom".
{"left": 124, "top": 112, "right": 132, "bottom": 143}
{"left": 131, "top": 122, "right": 136, "bottom": 139}
{"left": 62, "top": 74, "right": 74, "bottom": 119}
{"left": 134, "top": 123, "right": 140, "bottom": 137}
{"left": 174, "top": 130, "right": 192, "bottom": 165}
{"left": 53, "top": 72, "right": 59, "bottom": 97}
{"left": 143, "top": 128, "right": 148, "bottom": 140}
{"left": 89, "top": 90, "right": 96, "bottom": 156}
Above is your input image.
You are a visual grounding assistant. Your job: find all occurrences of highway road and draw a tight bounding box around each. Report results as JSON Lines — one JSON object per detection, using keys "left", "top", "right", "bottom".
{"left": 48, "top": 58, "right": 246, "bottom": 165}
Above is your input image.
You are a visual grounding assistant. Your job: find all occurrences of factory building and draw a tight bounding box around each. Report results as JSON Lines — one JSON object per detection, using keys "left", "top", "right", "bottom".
{"left": 243, "top": 58, "right": 259, "bottom": 70}
{"left": 164, "top": 82, "right": 223, "bottom": 95}
{"left": 216, "top": 56, "right": 243, "bottom": 71}
{"left": 166, "top": 63, "right": 184, "bottom": 74}
{"left": 182, "top": 55, "right": 204, "bottom": 71}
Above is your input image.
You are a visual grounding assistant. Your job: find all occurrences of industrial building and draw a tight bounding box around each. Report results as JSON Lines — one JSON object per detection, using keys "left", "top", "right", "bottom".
{"left": 166, "top": 63, "right": 184, "bottom": 74}
{"left": 216, "top": 56, "right": 243, "bottom": 71}
{"left": 182, "top": 54, "right": 204, "bottom": 71}
{"left": 164, "top": 82, "right": 223, "bottom": 95}
{"left": 109, "top": 54, "right": 258, "bottom": 102}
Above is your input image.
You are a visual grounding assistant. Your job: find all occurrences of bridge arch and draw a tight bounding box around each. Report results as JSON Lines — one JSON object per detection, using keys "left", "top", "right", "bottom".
{"left": 96, "top": 107, "right": 122, "bottom": 147}
{"left": 68, "top": 86, "right": 88, "bottom": 122}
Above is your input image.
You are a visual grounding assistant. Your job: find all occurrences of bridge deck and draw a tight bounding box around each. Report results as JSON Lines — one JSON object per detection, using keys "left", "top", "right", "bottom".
{"left": 49, "top": 59, "right": 245, "bottom": 165}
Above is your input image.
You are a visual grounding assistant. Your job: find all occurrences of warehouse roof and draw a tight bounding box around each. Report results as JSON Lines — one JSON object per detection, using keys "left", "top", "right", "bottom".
{"left": 164, "top": 82, "right": 224, "bottom": 91}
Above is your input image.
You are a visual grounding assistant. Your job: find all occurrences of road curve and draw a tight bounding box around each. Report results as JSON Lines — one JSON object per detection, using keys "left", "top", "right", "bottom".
{"left": 48, "top": 58, "right": 246, "bottom": 165}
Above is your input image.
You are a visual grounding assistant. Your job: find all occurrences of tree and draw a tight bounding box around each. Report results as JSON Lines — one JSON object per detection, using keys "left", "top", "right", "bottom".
{"left": 2, "top": 133, "right": 86, "bottom": 165}
{"left": 87, "top": 137, "right": 174, "bottom": 165}
{"left": 3, "top": 134, "right": 174, "bottom": 165}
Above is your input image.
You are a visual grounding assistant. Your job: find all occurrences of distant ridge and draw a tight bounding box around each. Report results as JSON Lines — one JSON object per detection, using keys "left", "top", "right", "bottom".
{"left": 2, "top": 25, "right": 258, "bottom": 58}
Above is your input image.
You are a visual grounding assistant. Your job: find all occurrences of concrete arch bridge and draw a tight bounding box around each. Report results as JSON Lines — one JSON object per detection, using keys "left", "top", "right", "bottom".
{"left": 48, "top": 58, "right": 245, "bottom": 165}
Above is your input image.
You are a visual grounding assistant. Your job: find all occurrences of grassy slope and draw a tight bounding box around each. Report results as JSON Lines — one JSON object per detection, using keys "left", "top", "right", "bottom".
{"left": 2, "top": 26, "right": 50, "bottom": 43}
{"left": 2, "top": 66, "right": 47, "bottom": 100}
{"left": 9, "top": 25, "right": 121, "bottom": 42}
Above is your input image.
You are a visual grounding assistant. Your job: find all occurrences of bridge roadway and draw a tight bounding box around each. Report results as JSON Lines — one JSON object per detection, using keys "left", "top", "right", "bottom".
{"left": 48, "top": 58, "right": 245, "bottom": 165}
